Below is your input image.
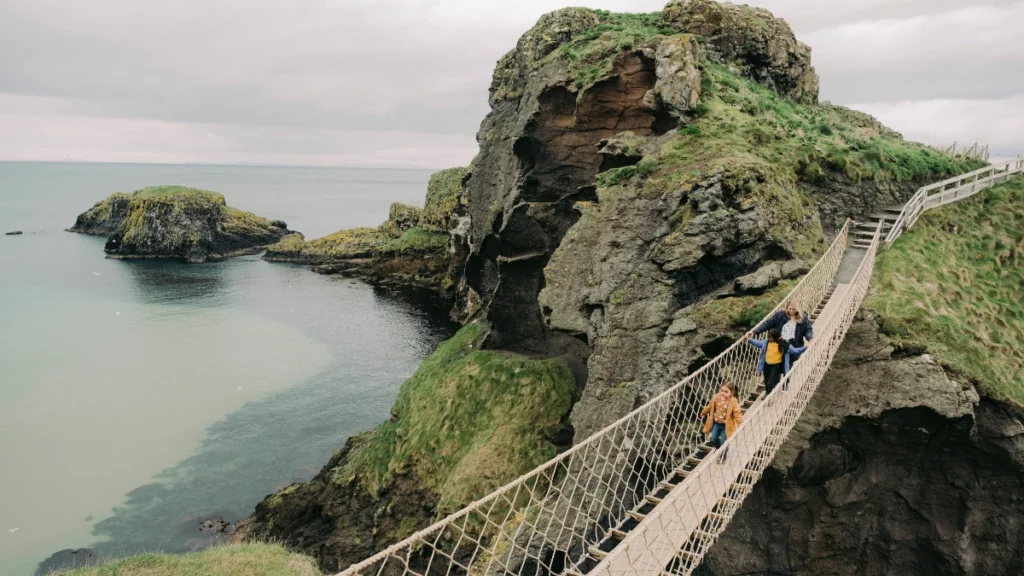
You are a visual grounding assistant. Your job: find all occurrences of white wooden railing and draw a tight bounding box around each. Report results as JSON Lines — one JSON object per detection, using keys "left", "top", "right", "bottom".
{"left": 885, "top": 157, "right": 1024, "bottom": 246}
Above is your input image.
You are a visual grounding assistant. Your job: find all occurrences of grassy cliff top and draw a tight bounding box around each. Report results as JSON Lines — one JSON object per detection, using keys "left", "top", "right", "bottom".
{"left": 603, "top": 59, "right": 981, "bottom": 263}
{"left": 56, "top": 543, "right": 320, "bottom": 576}
{"left": 867, "top": 176, "right": 1024, "bottom": 408}
{"left": 133, "top": 185, "right": 225, "bottom": 202}
{"left": 329, "top": 322, "right": 577, "bottom": 515}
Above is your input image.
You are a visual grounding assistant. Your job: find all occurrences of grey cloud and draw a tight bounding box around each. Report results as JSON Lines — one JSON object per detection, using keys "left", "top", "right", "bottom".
{"left": 0, "top": 0, "right": 1021, "bottom": 164}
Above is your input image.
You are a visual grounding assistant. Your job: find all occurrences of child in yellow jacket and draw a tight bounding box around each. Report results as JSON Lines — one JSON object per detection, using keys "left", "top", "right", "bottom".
{"left": 701, "top": 382, "right": 744, "bottom": 449}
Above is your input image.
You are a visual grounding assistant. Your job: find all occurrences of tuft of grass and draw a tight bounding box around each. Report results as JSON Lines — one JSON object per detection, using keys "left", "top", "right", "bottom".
{"left": 636, "top": 156, "right": 660, "bottom": 176}
{"left": 55, "top": 543, "right": 321, "bottom": 576}
{"left": 596, "top": 165, "right": 637, "bottom": 188}
{"left": 333, "top": 322, "right": 578, "bottom": 515}
{"left": 380, "top": 227, "right": 449, "bottom": 254}
{"left": 552, "top": 11, "right": 671, "bottom": 93}
{"left": 867, "top": 176, "right": 1024, "bottom": 408}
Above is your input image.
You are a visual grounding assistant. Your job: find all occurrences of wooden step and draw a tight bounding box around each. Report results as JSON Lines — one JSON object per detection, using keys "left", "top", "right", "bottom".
{"left": 686, "top": 456, "right": 703, "bottom": 465}
{"left": 646, "top": 494, "right": 663, "bottom": 505}
{"left": 658, "top": 480, "right": 678, "bottom": 490}
{"left": 628, "top": 510, "right": 647, "bottom": 522}
{"left": 611, "top": 528, "right": 628, "bottom": 540}
{"left": 588, "top": 545, "right": 607, "bottom": 560}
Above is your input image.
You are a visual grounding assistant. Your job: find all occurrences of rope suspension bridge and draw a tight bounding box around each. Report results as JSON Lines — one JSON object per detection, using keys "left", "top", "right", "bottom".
{"left": 337, "top": 158, "right": 1024, "bottom": 576}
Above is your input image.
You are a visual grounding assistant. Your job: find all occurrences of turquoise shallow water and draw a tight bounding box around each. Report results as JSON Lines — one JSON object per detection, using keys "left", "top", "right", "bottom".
{"left": 0, "top": 162, "right": 455, "bottom": 575}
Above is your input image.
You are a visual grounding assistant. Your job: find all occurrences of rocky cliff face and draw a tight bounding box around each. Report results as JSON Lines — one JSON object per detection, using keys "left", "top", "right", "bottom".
{"left": 239, "top": 2, "right": 984, "bottom": 572}
{"left": 698, "top": 312, "right": 1024, "bottom": 576}
{"left": 77, "top": 186, "right": 293, "bottom": 263}
{"left": 67, "top": 192, "right": 132, "bottom": 236}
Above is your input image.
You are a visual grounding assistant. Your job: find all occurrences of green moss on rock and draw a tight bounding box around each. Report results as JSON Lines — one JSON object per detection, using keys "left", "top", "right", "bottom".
{"left": 420, "top": 167, "right": 468, "bottom": 232}
{"left": 67, "top": 192, "right": 132, "bottom": 236}
{"left": 333, "top": 322, "right": 577, "bottom": 514}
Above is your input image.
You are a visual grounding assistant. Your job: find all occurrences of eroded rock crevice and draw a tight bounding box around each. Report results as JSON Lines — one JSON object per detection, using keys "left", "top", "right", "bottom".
{"left": 463, "top": 52, "right": 664, "bottom": 354}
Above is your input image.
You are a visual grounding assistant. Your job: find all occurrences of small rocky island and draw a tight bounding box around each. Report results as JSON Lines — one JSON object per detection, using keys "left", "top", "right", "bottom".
{"left": 69, "top": 186, "right": 294, "bottom": 263}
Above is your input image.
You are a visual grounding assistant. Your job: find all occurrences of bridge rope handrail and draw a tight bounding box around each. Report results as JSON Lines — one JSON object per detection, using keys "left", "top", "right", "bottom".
{"left": 337, "top": 159, "right": 1023, "bottom": 576}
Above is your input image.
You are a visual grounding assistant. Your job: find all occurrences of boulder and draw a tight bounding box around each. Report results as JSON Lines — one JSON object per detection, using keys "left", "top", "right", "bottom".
{"left": 661, "top": 0, "right": 819, "bottom": 103}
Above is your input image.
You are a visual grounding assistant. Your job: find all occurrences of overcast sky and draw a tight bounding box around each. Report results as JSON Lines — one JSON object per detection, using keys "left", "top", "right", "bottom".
{"left": 1, "top": 0, "right": 1021, "bottom": 168}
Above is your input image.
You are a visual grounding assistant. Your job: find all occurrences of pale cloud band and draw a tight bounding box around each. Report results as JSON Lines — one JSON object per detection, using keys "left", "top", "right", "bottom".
{"left": 0, "top": 0, "right": 1020, "bottom": 167}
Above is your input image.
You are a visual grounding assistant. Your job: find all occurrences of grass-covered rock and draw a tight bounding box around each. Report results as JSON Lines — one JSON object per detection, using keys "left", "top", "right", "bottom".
{"left": 264, "top": 167, "right": 467, "bottom": 292}
{"left": 69, "top": 186, "right": 293, "bottom": 263}
{"left": 868, "top": 176, "right": 1024, "bottom": 408}
{"left": 54, "top": 543, "right": 320, "bottom": 576}
{"left": 67, "top": 192, "right": 132, "bottom": 236}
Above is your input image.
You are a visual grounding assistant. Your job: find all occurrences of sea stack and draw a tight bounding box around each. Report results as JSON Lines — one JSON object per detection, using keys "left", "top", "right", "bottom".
{"left": 69, "top": 186, "right": 294, "bottom": 263}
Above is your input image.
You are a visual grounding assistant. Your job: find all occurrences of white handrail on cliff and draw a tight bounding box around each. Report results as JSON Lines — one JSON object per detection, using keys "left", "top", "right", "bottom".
{"left": 885, "top": 157, "right": 1024, "bottom": 246}
{"left": 335, "top": 162, "right": 1021, "bottom": 576}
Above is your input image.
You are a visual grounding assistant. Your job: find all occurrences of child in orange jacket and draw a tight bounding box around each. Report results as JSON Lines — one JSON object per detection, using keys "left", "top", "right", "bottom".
{"left": 701, "top": 382, "right": 744, "bottom": 449}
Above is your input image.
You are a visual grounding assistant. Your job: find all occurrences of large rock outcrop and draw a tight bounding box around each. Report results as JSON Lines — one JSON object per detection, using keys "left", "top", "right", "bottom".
{"left": 69, "top": 186, "right": 293, "bottom": 263}
{"left": 458, "top": 9, "right": 703, "bottom": 354}
{"left": 662, "top": 0, "right": 819, "bottom": 103}
{"left": 264, "top": 167, "right": 468, "bottom": 293}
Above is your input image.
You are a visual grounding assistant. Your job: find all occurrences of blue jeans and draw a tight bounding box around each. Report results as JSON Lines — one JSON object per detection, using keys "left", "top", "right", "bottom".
{"left": 709, "top": 423, "right": 727, "bottom": 449}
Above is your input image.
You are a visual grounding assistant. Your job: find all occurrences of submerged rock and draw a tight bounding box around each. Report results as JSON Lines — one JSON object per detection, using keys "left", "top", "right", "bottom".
{"left": 35, "top": 548, "right": 98, "bottom": 575}
{"left": 69, "top": 186, "right": 293, "bottom": 263}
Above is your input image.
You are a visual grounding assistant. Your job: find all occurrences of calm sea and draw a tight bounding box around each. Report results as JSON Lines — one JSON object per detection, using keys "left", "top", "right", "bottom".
{"left": 0, "top": 162, "right": 456, "bottom": 575}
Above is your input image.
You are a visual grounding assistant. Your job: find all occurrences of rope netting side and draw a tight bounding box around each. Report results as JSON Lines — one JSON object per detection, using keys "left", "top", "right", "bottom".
{"left": 337, "top": 221, "right": 852, "bottom": 576}
{"left": 601, "top": 222, "right": 882, "bottom": 576}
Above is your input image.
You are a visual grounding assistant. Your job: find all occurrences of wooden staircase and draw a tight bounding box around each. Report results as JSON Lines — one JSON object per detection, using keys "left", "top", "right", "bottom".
{"left": 850, "top": 207, "right": 901, "bottom": 250}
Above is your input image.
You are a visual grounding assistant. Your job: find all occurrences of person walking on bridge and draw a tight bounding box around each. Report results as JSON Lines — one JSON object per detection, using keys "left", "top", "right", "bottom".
{"left": 747, "top": 328, "right": 808, "bottom": 395}
{"left": 700, "top": 383, "right": 743, "bottom": 450}
{"left": 746, "top": 301, "right": 813, "bottom": 360}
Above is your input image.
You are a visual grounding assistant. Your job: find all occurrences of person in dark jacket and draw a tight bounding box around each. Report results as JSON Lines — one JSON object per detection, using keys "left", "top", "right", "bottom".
{"left": 745, "top": 301, "right": 813, "bottom": 359}
{"left": 747, "top": 328, "right": 808, "bottom": 395}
